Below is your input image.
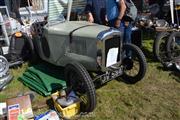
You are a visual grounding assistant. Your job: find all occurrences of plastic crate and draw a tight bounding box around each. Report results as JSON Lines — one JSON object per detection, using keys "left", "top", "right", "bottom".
{"left": 51, "top": 92, "right": 80, "bottom": 119}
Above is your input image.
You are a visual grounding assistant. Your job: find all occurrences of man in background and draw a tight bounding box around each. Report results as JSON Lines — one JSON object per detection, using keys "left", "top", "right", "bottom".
{"left": 85, "top": 0, "right": 107, "bottom": 25}
{"left": 106, "top": 0, "right": 132, "bottom": 44}
{"left": 4, "top": 0, "right": 24, "bottom": 25}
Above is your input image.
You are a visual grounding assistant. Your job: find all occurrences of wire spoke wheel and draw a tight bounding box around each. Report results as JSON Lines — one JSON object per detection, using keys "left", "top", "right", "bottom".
{"left": 64, "top": 62, "right": 96, "bottom": 113}
{"left": 153, "top": 31, "right": 170, "bottom": 62}
{"left": 167, "top": 32, "right": 180, "bottom": 60}
{"left": 121, "top": 44, "right": 147, "bottom": 84}
{"left": 0, "top": 56, "right": 9, "bottom": 77}
{"left": 125, "top": 60, "right": 140, "bottom": 77}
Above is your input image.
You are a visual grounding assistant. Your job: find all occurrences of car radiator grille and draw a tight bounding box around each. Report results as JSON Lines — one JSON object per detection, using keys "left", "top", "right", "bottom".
{"left": 105, "top": 37, "right": 121, "bottom": 66}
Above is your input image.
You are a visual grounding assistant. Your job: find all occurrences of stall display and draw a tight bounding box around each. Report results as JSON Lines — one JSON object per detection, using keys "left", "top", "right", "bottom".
{"left": 0, "top": 6, "right": 35, "bottom": 67}
{"left": 26, "top": 0, "right": 147, "bottom": 113}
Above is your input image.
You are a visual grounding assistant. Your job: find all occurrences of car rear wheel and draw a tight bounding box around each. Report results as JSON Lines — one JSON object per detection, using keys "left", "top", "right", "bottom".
{"left": 121, "top": 43, "right": 147, "bottom": 84}
{"left": 166, "top": 32, "right": 180, "bottom": 60}
{"left": 64, "top": 62, "right": 96, "bottom": 113}
{"left": 153, "top": 31, "right": 170, "bottom": 62}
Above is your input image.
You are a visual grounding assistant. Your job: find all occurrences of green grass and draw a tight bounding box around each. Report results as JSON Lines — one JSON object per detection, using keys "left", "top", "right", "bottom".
{"left": 0, "top": 38, "right": 180, "bottom": 120}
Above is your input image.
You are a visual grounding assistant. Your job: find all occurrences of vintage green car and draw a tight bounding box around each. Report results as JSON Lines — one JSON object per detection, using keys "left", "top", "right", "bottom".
{"left": 30, "top": 0, "right": 147, "bottom": 113}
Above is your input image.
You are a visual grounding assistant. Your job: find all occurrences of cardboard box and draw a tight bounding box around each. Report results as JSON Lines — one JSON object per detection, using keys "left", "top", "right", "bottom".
{"left": 6, "top": 95, "right": 34, "bottom": 120}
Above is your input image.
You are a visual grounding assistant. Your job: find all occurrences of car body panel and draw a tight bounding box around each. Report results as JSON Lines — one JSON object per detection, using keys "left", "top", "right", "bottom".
{"left": 34, "top": 21, "right": 122, "bottom": 71}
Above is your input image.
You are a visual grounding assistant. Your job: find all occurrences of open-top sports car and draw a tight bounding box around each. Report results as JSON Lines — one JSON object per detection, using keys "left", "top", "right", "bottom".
{"left": 26, "top": 0, "right": 147, "bottom": 113}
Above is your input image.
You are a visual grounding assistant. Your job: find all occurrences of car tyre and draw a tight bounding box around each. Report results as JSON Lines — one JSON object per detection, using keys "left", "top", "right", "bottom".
{"left": 23, "top": 33, "right": 38, "bottom": 63}
{"left": 64, "top": 62, "right": 96, "bottom": 113}
{"left": 166, "top": 32, "right": 180, "bottom": 60}
{"left": 153, "top": 31, "right": 170, "bottom": 62}
{"left": 121, "top": 43, "right": 147, "bottom": 84}
{"left": 0, "top": 47, "right": 3, "bottom": 55}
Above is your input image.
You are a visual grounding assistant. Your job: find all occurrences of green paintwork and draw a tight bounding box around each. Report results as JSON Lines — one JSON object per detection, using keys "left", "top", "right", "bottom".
{"left": 34, "top": 20, "right": 121, "bottom": 71}
{"left": 46, "top": 21, "right": 109, "bottom": 39}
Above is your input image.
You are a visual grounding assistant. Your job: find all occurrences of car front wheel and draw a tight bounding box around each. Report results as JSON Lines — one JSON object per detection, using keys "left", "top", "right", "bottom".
{"left": 64, "top": 62, "right": 96, "bottom": 113}
{"left": 121, "top": 43, "right": 147, "bottom": 84}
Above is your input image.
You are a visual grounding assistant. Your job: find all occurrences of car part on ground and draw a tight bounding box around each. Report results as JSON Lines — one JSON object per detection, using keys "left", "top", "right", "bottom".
{"left": 0, "top": 32, "right": 37, "bottom": 67}
{"left": 0, "top": 56, "right": 9, "bottom": 77}
{"left": 136, "top": 14, "right": 169, "bottom": 29}
{"left": 0, "top": 55, "right": 13, "bottom": 91}
{"left": 162, "top": 57, "right": 180, "bottom": 72}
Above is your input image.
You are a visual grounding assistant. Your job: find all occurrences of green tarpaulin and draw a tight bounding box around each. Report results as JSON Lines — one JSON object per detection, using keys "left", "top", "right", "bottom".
{"left": 19, "top": 64, "right": 67, "bottom": 96}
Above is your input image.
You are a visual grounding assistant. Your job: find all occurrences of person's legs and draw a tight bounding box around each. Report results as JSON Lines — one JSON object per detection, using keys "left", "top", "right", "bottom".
{"left": 124, "top": 21, "right": 132, "bottom": 44}
{"left": 12, "top": 0, "right": 24, "bottom": 25}
{"left": 122, "top": 21, "right": 132, "bottom": 58}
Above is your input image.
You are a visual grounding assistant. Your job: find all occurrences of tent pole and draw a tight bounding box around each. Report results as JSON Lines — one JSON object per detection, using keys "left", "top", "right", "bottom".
{"left": 170, "top": 0, "right": 174, "bottom": 24}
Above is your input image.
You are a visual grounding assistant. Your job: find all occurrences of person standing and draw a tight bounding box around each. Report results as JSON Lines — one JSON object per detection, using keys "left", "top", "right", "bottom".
{"left": 85, "top": 0, "right": 107, "bottom": 25}
{"left": 12, "top": 0, "right": 24, "bottom": 25}
{"left": 106, "top": 0, "right": 133, "bottom": 44}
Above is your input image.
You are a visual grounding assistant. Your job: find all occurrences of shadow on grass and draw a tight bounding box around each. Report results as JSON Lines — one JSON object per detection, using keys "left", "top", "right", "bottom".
{"left": 157, "top": 65, "right": 180, "bottom": 83}
{"left": 141, "top": 28, "right": 156, "bottom": 40}
{"left": 156, "top": 65, "right": 169, "bottom": 71}
{"left": 115, "top": 75, "right": 147, "bottom": 85}
{"left": 141, "top": 46, "right": 156, "bottom": 63}
{"left": 46, "top": 98, "right": 55, "bottom": 110}
{"left": 140, "top": 28, "right": 157, "bottom": 63}
{"left": 94, "top": 77, "right": 135, "bottom": 90}
{"left": 170, "top": 71, "right": 180, "bottom": 83}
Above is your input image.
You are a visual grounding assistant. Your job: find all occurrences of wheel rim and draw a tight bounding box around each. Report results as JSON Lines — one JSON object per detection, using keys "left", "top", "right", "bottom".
{"left": 0, "top": 56, "right": 9, "bottom": 77}
{"left": 169, "top": 36, "right": 180, "bottom": 59}
{"left": 158, "top": 33, "right": 170, "bottom": 62}
{"left": 67, "top": 72, "right": 86, "bottom": 94}
{"left": 0, "top": 59, "right": 6, "bottom": 72}
{"left": 123, "top": 55, "right": 141, "bottom": 78}
{"left": 121, "top": 43, "right": 147, "bottom": 83}
{"left": 66, "top": 68, "right": 91, "bottom": 112}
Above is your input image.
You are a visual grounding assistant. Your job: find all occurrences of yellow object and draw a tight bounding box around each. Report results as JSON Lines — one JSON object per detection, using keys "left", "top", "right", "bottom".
{"left": 51, "top": 92, "right": 80, "bottom": 119}
{"left": 15, "top": 32, "right": 22, "bottom": 38}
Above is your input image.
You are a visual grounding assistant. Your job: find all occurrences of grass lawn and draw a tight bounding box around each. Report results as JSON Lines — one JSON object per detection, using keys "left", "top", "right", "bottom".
{"left": 0, "top": 37, "right": 180, "bottom": 120}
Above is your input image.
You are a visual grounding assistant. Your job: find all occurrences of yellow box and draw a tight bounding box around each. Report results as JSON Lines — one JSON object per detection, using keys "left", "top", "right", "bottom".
{"left": 51, "top": 92, "right": 80, "bottom": 119}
